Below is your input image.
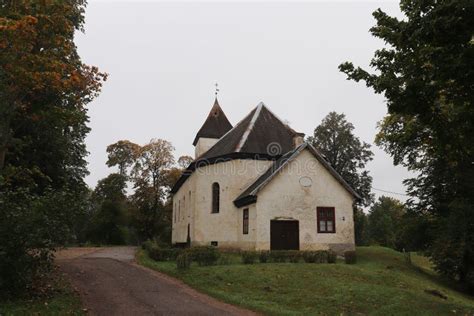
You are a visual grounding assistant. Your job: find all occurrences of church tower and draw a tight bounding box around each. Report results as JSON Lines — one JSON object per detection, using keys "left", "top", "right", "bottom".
{"left": 193, "top": 98, "right": 232, "bottom": 158}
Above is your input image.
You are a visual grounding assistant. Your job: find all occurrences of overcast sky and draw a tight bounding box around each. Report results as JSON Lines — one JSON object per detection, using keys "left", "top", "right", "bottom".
{"left": 77, "top": 0, "right": 412, "bottom": 201}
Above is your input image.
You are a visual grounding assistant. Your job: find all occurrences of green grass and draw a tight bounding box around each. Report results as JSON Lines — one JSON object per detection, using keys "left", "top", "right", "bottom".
{"left": 0, "top": 275, "right": 83, "bottom": 316}
{"left": 137, "top": 247, "right": 474, "bottom": 315}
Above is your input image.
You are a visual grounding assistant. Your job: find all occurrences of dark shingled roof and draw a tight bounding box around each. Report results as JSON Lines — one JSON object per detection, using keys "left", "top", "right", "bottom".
{"left": 233, "top": 142, "right": 361, "bottom": 207}
{"left": 192, "top": 98, "right": 233, "bottom": 146}
{"left": 199, "top": 102, "right": 303, "bottom": 160}
{"left": 171, "top": 102, "right": 305, "bottom": 194}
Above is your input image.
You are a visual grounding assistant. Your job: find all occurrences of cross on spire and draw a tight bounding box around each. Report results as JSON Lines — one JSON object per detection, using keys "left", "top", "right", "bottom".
{"left": 215, "top": 82, "right": 219, "bottom": 97}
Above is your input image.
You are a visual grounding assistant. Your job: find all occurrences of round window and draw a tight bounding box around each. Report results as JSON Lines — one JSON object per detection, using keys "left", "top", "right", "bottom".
{"left": 299, "top": 176, "right": 312, "bottom": 187}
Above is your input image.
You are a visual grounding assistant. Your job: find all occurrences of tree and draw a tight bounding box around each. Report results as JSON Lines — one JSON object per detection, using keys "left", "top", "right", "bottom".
{"left": 0, "top": 3, "right": 106, "bottom": 187}
{"left": 368, "top": 196, "right": 405, "bottom": 249}
{"left": 130, "top": 139, "right": 175, "bottom": 241}
{"left": 307, "top": 112, "right": 374, "bottom": 207}
{"left": 339, "top": 1, "right": 474, "bottom": 287}
{"left": 0, "top": 1, "right": 106, "bottom": 295}
{"left": 106, "top": 140, "right": 140, "bottom": 176}
{"left": 307, "top": 112, "right": 374, "bottom": 246}
{"left": 93, "top": 173, "right": 127, "bottom": 202}
{"left": 88, "top": 174, "right": 129, "bottom": 245}
{"left": 177, "top": 155, "right": 193, "bottom": 169}
{"left": 354, "top": 208, "right": 369, "bottom": 246}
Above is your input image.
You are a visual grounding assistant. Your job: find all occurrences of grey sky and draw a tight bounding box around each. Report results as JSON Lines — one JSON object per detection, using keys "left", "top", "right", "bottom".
{"left": 77, "top": 1, "right": 411, "bottom": 201}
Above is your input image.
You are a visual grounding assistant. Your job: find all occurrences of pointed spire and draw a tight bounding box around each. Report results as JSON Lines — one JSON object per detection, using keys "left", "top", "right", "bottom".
{"left": 193, "top": 98, "right": 233, "bottom": 146}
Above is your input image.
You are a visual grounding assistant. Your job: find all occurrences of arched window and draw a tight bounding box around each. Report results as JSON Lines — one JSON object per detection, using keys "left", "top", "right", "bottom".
{"left": 212, "top": 182, "right": 220, "bottom": 213}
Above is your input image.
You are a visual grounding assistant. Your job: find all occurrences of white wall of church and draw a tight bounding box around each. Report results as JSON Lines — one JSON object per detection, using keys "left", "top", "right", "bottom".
{"left": 194, "top": 137, "right": 218, "bottom": 158}
{"left": 171, "top": 170, "right": 195, "bottom": 244}
{"left": 254, "top": 149, "right": 355, "bottom": 253}
{"left": 172, "top": 159, "right": 273, "bottom": 249}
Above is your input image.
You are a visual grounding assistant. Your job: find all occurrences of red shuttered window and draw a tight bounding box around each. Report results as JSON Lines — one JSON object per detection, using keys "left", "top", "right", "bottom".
{"left": 317, "top": 207, "right": 335, "bottom": 233}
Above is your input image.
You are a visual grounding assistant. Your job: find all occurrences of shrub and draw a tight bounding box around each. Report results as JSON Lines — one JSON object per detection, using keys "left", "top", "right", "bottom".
{"left": 142, "top": 240, "right": 155, "bottom": 251}
{"left": 288, "top": 250, "right": 301, "bottom": 263}
{"left": 268, "top": 250, "right": 302, "bottom": 263}
{"left": 188, "top": 246, "right": 220, "bottom": 266}
{"left": 259, "top": 251, "right": 270, "bottom": 263}
{"left": 269, "top": 251, "right": 288, "bottom": 263}
{"left": 148, "top": 246, "right": 165, "bottom": 261}
{"left": 315, "top": 250, "right": 329, "bottom": 263}
{"left": 302, "top": 251, "right": 317, "bottom": 263}
{"left": 148, "top": 246, "right": 182, "bottom": 261}
{"left": 302, "top": 251, "right": 329, "bottom": 263}
{"left": 0, "top": 189, "right": 81, "bottom": 296}
{"left": 242, "top": 251, "right": 258, "bottom": 264}
{"left": 162, "top": 248, "right": 182, "bottom": 261}
{"left": 176, "top": 252, "right": 192, "bottom": 270}
{"left": 328, "top": 250, "right": 337, "bottom": 263}
{"left": 344, "top": 251, "right": 357, "bottom": 264}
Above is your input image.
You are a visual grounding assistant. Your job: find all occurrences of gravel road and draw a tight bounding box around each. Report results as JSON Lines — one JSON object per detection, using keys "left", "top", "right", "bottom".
{"left": 58, "top": 247, "right": 256, "bottom": 316}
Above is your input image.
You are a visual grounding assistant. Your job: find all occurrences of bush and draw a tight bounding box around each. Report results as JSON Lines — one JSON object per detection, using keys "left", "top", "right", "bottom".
{"left": 259, "top": 251, "right": 270, "bottom": 263}
{"left": 269, "top": 251, "right": 288, "bottom": 263}
{"left": 242, "top": 251, "right": 258, "bottom": 264}
{"left": 268, "top": 250, "right": 301, "bottom": 263}
{"left": 148, "top": 246, "right": 165, "bottom": 261}
{"left": 288, "top": 250, "right": 301, "bottom": 263}
{"left": 302, "top": 251, "right": 316, "bottom": 263}
{"left": 148, "top": 246, "right": 182, "bottom": 261}
{"left": 315, "top": 251, "right": 329, "bottom": 263}
{"left": 328, "top": 250, "right": 337, "bottom": 263}
{"left": 302, "top": 251, "right": 329, "bottom": 263}
{"left": 162, "top": 248, "right": 182, "bottom": 261}
{"left": 176, "top": 252, "right": 192, "bottom": 270}
{"left": 188, "top": 246, "right": 220, "bottom": 266}
{"left": 0, "top": 189, "right": 80, "bottom": 296}
{"left": 142, "top": 240, "right": 155, "bottom": 251}
{"left": 344, "top": 251, "right": 357, "bottom": 264}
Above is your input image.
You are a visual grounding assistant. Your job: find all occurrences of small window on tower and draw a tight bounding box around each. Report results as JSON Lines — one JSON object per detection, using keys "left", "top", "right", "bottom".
{"left": 212, "top": 182, "right": 220, "bottom": 213}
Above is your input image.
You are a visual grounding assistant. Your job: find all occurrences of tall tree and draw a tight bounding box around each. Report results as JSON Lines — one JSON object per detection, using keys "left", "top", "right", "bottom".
{"left": 308, "top": 112, "right": 374, "bottom": 246}
{"left": 368, "top": 196, "right": 405, "bottom": 249}
{"left": 339, "top": 1, "right": 474, "bottom": 286}
{"left": 88, "top": 173, "right": 129, "bottom": 245}
{"left": 130, "top": 139, "right": 175, "bottom": 240}
{"left": 0, "top": 1, "right": 106, "bottom": 295}
{"left": 0, "top": 2, "right": 106, "bottom": 189}
{"left": 106, "top": 140, "right": 140, "bottom": 176}
{"left": 307, "top": 112, "right": 374, "bottom": 207}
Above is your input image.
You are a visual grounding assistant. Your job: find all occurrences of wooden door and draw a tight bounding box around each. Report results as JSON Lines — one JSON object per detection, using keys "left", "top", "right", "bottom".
{"left": 270, "top": 220, "right": 299, "bottom": 250}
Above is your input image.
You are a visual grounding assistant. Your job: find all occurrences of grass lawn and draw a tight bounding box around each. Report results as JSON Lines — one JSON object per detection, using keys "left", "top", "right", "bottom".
{"left": 137, "top": 247, "right": 474, "bottom": 315}
{"left": 0, "top": 273, "right": 83, "bottom": 316}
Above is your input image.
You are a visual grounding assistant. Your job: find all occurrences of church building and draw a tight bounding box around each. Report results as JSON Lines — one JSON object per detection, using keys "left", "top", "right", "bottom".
{"left": 171, "top": 99, "right": 359, "bottom": 253}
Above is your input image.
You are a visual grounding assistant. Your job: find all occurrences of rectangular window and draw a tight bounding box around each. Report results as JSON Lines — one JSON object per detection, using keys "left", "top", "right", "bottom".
{"left": 182, "top": 197, "right": 185, "bottom": 220}
{"left": 174, "top": 203, "right": 176, "bottom": 223}
{"left": 317, "top": 207, "right": 335, "bottom": 233}
{"left": 243, "top": 208, "right": 249, "bottom": 234}
{"left": 212, "top": 183, "right": 220, "bottom": 213}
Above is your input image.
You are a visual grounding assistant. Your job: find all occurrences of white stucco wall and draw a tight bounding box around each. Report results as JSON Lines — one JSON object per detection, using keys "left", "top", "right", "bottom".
{"left": 171, "top": 169, "right": 195, "bottom": 244}
{"left": 194, "top": 137, "right": 218, "bottom": 158}
{"left": 254, "top": 149, "right": 355, "bottom": 252}
{"left": 172, "top": 159, "right": 272, "bottom": 249}
{"left": 172, "top": 149, "right": 355, "bottom": 253}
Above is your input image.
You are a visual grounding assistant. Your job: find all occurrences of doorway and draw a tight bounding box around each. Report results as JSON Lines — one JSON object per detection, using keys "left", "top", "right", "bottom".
{"left": 270, "top": 220, "right": 299, "bottom": 250}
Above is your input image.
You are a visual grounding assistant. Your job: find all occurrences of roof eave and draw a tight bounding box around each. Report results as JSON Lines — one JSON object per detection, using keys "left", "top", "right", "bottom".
{"left": 233, "top": 195, "right": 257, "bottom": 208}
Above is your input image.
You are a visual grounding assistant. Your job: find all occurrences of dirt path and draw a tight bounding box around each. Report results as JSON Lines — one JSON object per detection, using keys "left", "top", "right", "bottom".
{"left": 57, "top": 247, "right": 256, "bottom": 316}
